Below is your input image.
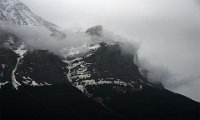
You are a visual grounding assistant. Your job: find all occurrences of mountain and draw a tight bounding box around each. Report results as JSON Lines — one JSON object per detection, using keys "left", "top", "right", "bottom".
{"left": 0, "top": 0, "right": 66, "bottom": 38}
{"left": 0, "top": 0, "right": 199, "bottom": 120}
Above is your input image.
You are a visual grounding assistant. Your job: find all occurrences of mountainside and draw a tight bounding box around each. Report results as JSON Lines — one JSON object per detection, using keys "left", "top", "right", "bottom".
{"left": 0, "top": 84, "right": 123, "bottom": 120}
{"left": 0, "top": 1, "right": 199, "bottom": 120}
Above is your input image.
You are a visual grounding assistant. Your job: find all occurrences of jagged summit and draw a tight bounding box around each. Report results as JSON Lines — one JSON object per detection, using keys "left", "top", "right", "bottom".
{"left": 86, "top": 25, "right": 103, "bottom": 36}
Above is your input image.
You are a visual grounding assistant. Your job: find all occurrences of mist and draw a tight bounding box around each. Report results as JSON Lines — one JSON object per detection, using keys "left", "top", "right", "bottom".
{"left": 0, "top": 22, "right": 140, "bottom": 58}
{"left": 0, "top": 22, "right": 93, "bottom": 57}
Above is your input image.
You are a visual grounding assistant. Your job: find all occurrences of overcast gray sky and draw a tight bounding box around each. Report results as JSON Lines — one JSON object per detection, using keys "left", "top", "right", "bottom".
{"left": 20, "top": 0, "right": 200, "bottom": 101}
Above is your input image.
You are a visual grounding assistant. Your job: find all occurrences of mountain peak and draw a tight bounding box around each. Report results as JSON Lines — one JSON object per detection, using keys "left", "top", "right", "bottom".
{"left": 0, "top": 0, "right": 66, "bottom": 38}
{"left": 86, "top": 25, "right": 103, "bottom": 36}
{"left": 0, "top": 0, "right": 36, "bottom": 25}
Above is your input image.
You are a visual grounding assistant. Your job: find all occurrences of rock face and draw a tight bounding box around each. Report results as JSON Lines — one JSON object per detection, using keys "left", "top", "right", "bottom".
{"left": 16, "top": 50, "right": 68, "bottom": 84}
{"left": 0, "top": 1, "right": 199, "bottom": 120}
{"left": 67, "top": 42, "right": 151, "bottom": 93}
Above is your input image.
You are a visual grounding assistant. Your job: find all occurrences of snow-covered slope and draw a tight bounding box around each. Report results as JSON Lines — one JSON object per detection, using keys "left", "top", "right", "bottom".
{"left": 0, "top": 0, "right": 66, "bottom": 37}
{"left": 0, "top": 0, "right": 40, "bottom": 25}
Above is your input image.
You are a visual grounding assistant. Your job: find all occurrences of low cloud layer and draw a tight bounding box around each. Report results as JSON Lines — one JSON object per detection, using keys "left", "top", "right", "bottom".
{"left": 0, "top": 22, "right": 140, "bottom": 58}
{"left": 0, "top": 22, "right": 92, "bottom": 57}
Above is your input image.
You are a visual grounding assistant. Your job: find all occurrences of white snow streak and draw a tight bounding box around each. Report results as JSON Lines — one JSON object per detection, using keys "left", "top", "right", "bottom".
{"left": 0, "top": 81, "right": 9, "bottom": 89}
{"left": 11, "top": 58, "right": 21, "bottom": 89}
{"left": 11, "top": 44, "right": 27, "bottom": 89}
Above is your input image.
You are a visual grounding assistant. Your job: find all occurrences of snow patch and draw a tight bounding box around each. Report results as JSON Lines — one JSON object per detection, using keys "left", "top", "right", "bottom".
{"left": 43, "top": 82, "right": 52, "bottom": 86}
{"left": 85, "top": 53, "right": 93, "bottom": 58}
{"left": 114, "top": 80, "right": 128, "bottom": 86}
{"left": 0, "top": 81, "right": 9, "bottom": 89}
{"left": 98, "top": 80, "right": 112, "bottom": 85}
{"left": 76, "top": 85, "right": 85, "bottom": 92}
{"left": 1, "top": 64, "right": 6, "bottom": 69}
{"left": 30, "top": 81, "right": 38, "bottom": 86}
{"left": 22, "top": 80, "right": 30, "bottom": 85}
{"left": 75, "top": 74, "right": 91, "bottom": 80}
{"left": 74, "top": 79, "right": 143, "bottom": 92}
{"left": 82, "top": 80, "right": 96, "bottom": 85}
{"left": 22, "top": 76, "right": 52, "bottom": 87}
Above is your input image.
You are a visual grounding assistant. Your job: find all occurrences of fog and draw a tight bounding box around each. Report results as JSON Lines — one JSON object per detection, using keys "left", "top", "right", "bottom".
{"left": 18, "top": 0, "right": 200, "bottom": 101}
{"left": 0, "top": 22, "right": 92, "bottom": 56}
{"left": 0, "top": 22, "right": 139, "bottom": 58}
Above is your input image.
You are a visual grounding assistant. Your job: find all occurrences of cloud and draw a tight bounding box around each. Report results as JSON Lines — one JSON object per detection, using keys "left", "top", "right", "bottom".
{"left": 0, "top": 21, "right": 92, "bottom": 57}
{"left": 0, "top": 22, "right": 140, "bottom": 58}
{"left": 138, "top": 59, "right": 172, "bottom": 84}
